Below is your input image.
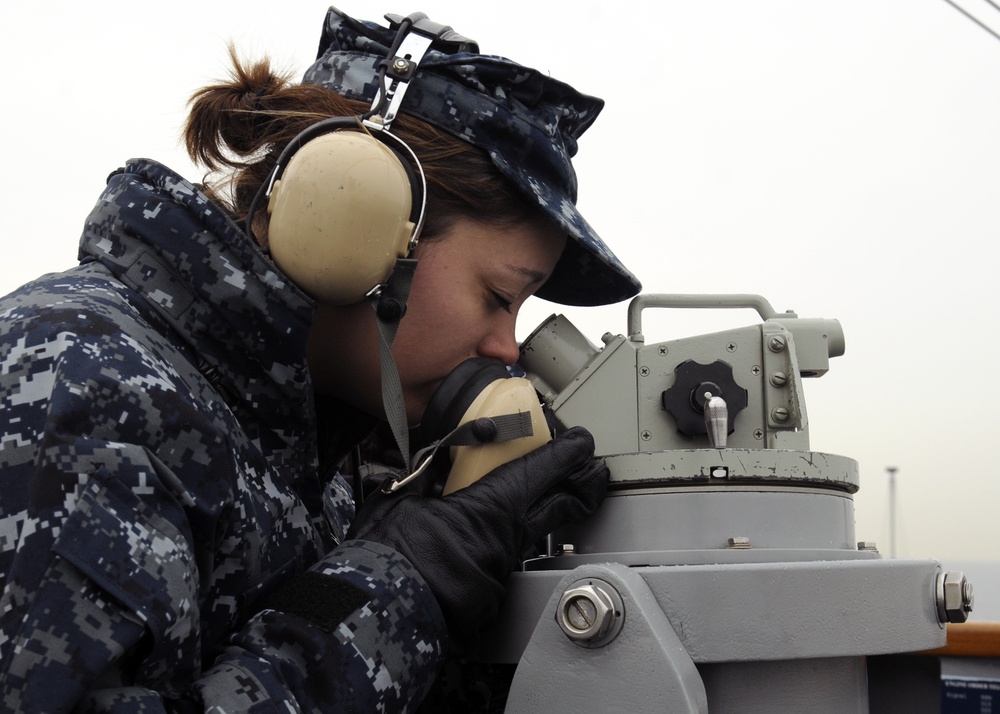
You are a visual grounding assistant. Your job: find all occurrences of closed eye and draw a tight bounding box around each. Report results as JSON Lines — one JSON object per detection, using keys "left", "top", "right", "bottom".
{"left": 491, "top": 290, "right": 513, "bottom": 314}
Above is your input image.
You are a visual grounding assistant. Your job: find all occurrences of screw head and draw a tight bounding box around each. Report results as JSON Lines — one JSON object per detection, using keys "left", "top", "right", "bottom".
{"left": 556, "top": 581, "right": 621, "bottom": 645}
{"left": 565, "top": 593, "right": 598, "bottom": 631}
{"left": 768, "top": 335, "right": 787, "bottom": 352}
{"left": 771, "top": 406, "right": 790, "bottom": 423}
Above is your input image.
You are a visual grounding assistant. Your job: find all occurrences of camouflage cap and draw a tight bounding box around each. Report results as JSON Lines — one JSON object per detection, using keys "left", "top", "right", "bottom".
{"left": 301, "top": 7, "right": 641, "bottom": 307}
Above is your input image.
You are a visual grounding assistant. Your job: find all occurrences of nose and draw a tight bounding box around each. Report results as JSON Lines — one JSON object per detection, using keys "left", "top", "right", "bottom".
{"left": 476, "top": 323, "right": 521, "bottom": 366}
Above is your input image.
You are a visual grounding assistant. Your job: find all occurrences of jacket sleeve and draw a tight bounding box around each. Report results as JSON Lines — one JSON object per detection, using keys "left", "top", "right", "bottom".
{"left": 0, "top": 440, "right": 446, "bottom": 713}
{"left": 205, "top": 540, "right": 445, "bottom": 712}
{"left": 0, "top": 316, "right": 445, "bottom": 713}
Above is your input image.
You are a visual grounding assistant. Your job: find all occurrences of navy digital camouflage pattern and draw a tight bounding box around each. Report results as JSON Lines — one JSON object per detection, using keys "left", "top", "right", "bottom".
{"left": 303, "top": 6, "right": 642, "bottom": 308}
{"left": 0, "top": 158, "right": 445, "bottom": 712}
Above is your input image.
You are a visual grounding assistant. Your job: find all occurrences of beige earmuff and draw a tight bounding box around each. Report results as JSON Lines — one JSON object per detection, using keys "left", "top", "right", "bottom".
{"left": 265, "top": 130, "right": 420, "bottom": 304}
{"left": 409, "top": 358, "right": 552, "bottom": 496}
{"left": 442, "top": 376, "right": 550, "bottom": 495}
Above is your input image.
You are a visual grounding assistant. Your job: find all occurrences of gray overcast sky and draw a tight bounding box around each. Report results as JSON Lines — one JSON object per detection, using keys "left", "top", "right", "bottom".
{"left": 1, "top": 1, "right": 999, "bottom": 565}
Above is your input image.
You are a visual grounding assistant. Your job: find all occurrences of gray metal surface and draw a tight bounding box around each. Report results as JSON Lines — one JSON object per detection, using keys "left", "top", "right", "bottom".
{"left": 505, "top": 564, "right": 708, "bottom": 714}
{"left": 549, "top": 486, "right": 858, "bottom": 560}
{"left": 698, "top": 657, "right": 869, "bottom": 714}
{"left": 601, "top": 449, "right": 860, "bottom": 491}
{"left": 495, "top": 296, "right": 961, "bottom": 713}
{"left": 482, "top": 558, "right": 945, "bottom": 665}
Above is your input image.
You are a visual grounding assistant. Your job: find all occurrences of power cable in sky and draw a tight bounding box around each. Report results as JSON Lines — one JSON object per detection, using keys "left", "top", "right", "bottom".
{"left": 942, "top": 0, "right": 1000, "bottom": 42}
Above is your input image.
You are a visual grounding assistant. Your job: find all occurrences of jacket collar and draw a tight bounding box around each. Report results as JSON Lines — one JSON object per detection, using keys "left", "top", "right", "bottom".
{"left": 80, "top": 159, "right": 317, "bottom": 458}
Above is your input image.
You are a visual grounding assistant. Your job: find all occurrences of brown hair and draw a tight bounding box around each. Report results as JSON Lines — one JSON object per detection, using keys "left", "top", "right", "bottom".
{"left": 184, "top": 47, "right": 543, "bottom": 240}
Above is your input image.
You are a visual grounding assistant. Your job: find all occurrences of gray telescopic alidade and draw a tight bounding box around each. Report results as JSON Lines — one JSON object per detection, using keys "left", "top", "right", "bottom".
{"left": 477, "top": 293, "right": 973, "bottom": 714}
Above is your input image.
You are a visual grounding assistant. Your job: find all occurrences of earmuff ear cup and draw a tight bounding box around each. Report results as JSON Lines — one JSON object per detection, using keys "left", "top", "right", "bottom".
{"left": 266, "top": 131, "right": 418, "bottom": 304}
{"left": 442, "top": 377, "right": 550, "bottom": 495}
{"left": 418, "top": 358, "right": 551, "bottom": 495}
{"left": 420, "top": 358, "right": 513, "bottom": 446}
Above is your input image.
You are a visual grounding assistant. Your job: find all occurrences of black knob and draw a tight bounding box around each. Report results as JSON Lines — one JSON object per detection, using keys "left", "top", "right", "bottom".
{"left": 661, "top": 360, "right": 748, "bottom": 439}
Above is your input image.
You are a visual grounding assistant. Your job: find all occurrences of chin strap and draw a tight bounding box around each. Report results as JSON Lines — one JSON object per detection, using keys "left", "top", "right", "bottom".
{"left": 360, "top": 14, "right": 464, "bottom": 486}
{"left": 369, "top": 258, "right": 418, "bottom": 474}
{"left": 381, "top": 411, "right": 534, "bottom": 494}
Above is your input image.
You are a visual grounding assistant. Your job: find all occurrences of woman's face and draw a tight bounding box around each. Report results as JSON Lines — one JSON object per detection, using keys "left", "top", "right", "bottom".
{"left": 307, "top": 216, "right": 566, "bottom": 424}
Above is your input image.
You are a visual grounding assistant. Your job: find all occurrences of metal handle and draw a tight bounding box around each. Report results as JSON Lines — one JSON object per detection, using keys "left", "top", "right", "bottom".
{"left": 627, "top": 294, "right": 790, "bottom": 342}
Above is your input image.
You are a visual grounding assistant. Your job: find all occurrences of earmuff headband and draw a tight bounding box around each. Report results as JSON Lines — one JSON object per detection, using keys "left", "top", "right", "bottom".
{"left": 246, "top": 11, "right": 446, "bottom": 260}
{"left": 369, "top": 14, "right": 436, "bottom": 129}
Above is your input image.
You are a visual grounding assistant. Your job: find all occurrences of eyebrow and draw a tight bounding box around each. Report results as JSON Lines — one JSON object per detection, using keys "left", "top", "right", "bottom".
{"left": 505, "top": 263, "right": 549, "bottom": 285}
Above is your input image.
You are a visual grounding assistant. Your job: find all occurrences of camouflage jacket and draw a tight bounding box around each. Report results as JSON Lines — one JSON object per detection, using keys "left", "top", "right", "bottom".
{"left": 0, "top": 159, "right": 445, "bottom": 712}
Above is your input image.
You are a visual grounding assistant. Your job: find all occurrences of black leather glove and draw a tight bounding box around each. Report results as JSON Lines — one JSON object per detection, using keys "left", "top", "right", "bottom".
{"left": 347, "top": 425, "right": 608, "bottom": 654}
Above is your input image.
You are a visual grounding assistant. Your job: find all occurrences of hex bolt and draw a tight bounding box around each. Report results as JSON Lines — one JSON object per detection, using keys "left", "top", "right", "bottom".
{"left": 770, "top": 371, "right": 788, "bottom": 388}
{"left": 936, "top": 571, "right": 974, "bottom": 623}
{"left": 556, "top": 582, "right": 617, "bottom": 643}
{"left": 768, "top": 335, "right": 787, "bottom": 352}
{"left": 857, "top": 541, "right": 879, "bottom": 553}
